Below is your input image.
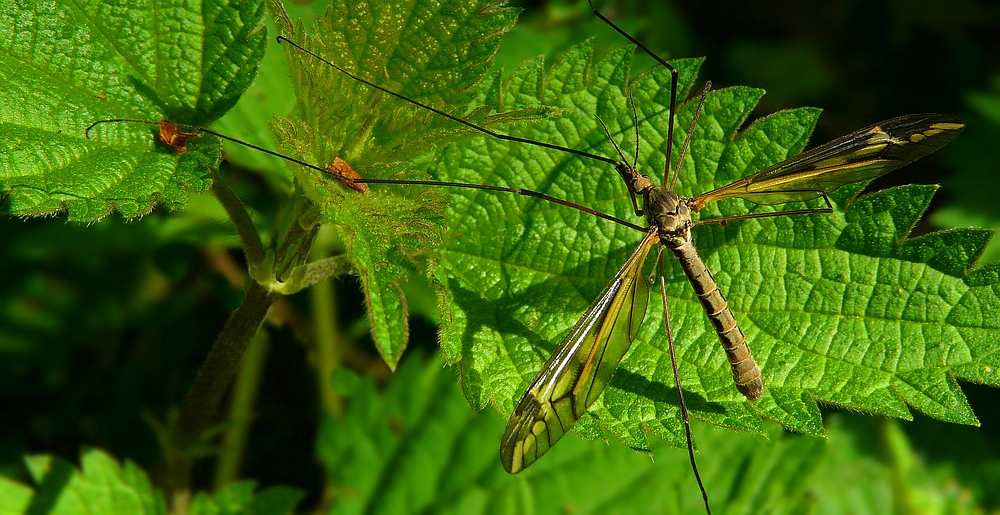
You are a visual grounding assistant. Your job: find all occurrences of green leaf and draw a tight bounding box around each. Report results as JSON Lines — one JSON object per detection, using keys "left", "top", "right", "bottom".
{"left": 7, "top": 448, "right": 302, "bottom": 515}
{"left": 317, "top": 352, "right": 983, "bottom": 514}
{"left": 318, "top": 355, "right": 493, "bottom": 514}
{"left": 189, "top": 482, "right": 304, "bottom": 515}
{"left": 0, "top": 0, "right": 266, "bottom": 220}
{"left": 0, "top": 476, "right": 32, "bottom": 515}
{"left": 932, "top": 74, "right": 1000, "bottom": 265}
{"left": 424, "top": 39, "right": 1000, "bottom": 456}
{"left": 21, "top": 448, "right": 166, "bottom": 514}
{"left": 266, "top": 0, "right": 520, "bottom": 367}
{"left": 243, "top": 486, "right": 305, "bottom": 515}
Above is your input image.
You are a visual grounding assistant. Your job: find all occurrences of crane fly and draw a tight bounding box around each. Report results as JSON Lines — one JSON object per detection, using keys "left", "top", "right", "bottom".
{"left": 85, "top": 4, "right": 964, "bottom": 512}
{"left": 489, "top": 5, "right": 962, "bottom": 511}
{"left": 498, "top": 112, "right": 965, "bottom": 476}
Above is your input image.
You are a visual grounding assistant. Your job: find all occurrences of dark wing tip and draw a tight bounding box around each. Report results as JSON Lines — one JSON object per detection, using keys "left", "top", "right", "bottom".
{"left": 499, "top": 398, "right": 537, "bottom": 474}
{"left": 878, "top": 113, "right": 964, "bottom": 165}
{"left": 882, "top": 113, "right": 965, "bottom": 135}
{"left": 499, "top": 421, "right": 521, "bottom": 474}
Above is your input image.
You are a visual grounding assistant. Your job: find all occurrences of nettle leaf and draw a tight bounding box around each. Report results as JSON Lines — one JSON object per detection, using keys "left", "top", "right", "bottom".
{"left": 0, "top": 0, "right": 266, "bottom": 220}
{"left": 189, "top": 482, "right": 304, "bottom": 515}
{"left": 931, "top": 81, "right": 1000, "bottom": 265}
{"left": 317, "top": 353, "right": 979, "bottom": 514}
{"left": 428, "top": 41, "right": 1000, "bottom": 454}
{"left": 0, "top": 476, "right": 34, "bottom": 514}
{"left": 316, "top": 352, "right": 765, "bottom": 515}
{"left": 267, "top": 0, "right": 520, "bottom": 367}
{"left": 21, "top": 448, "right": 165, "bottom": 514}
{"left": 8, "top": 448, "right": 302, "bottom": 515}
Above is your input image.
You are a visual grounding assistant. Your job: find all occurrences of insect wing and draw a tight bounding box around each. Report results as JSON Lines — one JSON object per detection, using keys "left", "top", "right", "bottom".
{"left": 500, "top": 232, "right": 657, "bottom": 474}
{"left": 690, "top": 114, "right": 965, "bottom": 210}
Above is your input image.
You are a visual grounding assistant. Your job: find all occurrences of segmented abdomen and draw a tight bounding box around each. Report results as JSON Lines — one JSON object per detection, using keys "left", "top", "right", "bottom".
{"left": 669, "top": 239, "right": 763, "bottom": 400}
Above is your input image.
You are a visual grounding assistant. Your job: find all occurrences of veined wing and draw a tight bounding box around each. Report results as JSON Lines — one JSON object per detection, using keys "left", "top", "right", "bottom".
{"left": 690, "top": 114, "right": 964, "bottom": 211}
{"left": 500, "top": 231, "right": 658, "bottom": 474}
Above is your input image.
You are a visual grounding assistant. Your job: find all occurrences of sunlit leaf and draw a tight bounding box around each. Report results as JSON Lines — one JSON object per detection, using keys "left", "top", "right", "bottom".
{"left": 0, "top": 0, "right": 266, "bottom": 220}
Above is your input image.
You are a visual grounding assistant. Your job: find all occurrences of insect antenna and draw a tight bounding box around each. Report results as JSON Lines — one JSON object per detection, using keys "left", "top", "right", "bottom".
{"left": 594, "top": 112, "right": 646, "bottom": 216}
{"left": 594, "top": 113, "right": 632, "bottom": 165}
{"left": 668, "top": 81, "right": 712, "bottom": 191}
{"left": 627, "top": 85, "right": 640, "bottom": 170}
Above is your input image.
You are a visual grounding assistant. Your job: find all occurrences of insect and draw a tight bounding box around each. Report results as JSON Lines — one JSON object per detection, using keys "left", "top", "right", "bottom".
{"left": 496, "top": 4, "right": 963, "bottom": 511}
{"left": 86, "top": 6, "right": 964, "bottom": 512}
{"left": 158, "top": 119, "right": 201, "bottom": 154}
{"left": 497, "top": 110, "right": 965, "bottom": 460}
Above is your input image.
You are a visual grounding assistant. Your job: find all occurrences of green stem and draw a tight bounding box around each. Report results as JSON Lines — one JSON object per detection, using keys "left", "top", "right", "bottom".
{"left": 211, "top": 166, "right": 265, "bottom": 268}
{"left": 177, "top": 194, "right": 319, "bottom": 438}
{"left": 877, "top": 418, "right": 917, "bottom": 515}
{"left": 178, "top": 281, "right": 275, "bottom": 437}
{"left": 168, "top": 282, "right": 276, "bottom": 508}
{"left": 310, "top": 234, "right": 347, "bottom": 418}
{"left": 213, "top": 329, "right": 271, "bottom": 489}
{"left": 274, "top": 196, "right": 322, "bottom": 281}
{"left": 168, "top": 187, "right": 319, "bottom": 504}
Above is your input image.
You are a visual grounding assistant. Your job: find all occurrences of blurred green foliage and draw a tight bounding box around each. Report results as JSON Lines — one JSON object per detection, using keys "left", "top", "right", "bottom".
{"left": 1, "top": 0, "right": 998, "bottom": 513}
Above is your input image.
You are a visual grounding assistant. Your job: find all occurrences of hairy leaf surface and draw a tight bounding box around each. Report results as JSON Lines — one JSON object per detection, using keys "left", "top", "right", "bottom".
{"left": 424, "top": 39, "right": 1000, "bottom": 453}
{"left": 267, "top": 0, "right": 521, "bottom": 366}
{"left": 0, "top": 0, "right": 266, "bottom": 220}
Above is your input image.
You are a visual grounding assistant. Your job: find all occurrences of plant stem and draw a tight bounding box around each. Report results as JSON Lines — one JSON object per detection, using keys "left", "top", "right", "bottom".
{"left": 213, "top": 329, "right": 271, "bottom": 489}
{"left": 167, "top": 281, "right": 276, "bottom": 509}
{"left": 167, "top": 187, "right": 318, "bottom": 507}
{"left": 177, "top": 194, "right": 319, "bottom": 439}
{"left": 310, "top": 234, "right": 346, "bottom": 418}
{"left": 877, "top": 418, "right": 918, "bottom": 515}
{"left": 178, "top": 281, "right": 275, "bottom": 437}
{"left": 211, "top": 166, "right": 265, "bottom": 268}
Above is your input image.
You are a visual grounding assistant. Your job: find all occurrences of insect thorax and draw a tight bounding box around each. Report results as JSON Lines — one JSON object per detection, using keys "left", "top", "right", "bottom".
{"left": 646, "top": 188, "right": 693, "bottom": 247}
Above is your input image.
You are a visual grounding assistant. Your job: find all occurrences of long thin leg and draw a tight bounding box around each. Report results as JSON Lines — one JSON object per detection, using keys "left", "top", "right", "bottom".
{"left": 692, "top": 194, "right": 834, "bottom": 226}
{"left": 84, "top": 119, "right": 647, "bottom": 233}
{"left": 276, "top": 36, "right": 619, "bottom": 168}
{"left": 657, "top": 250, "right": 711, "bottom": 514}
{"left": 587, "top": 0, "right": 678, "bottom": 187}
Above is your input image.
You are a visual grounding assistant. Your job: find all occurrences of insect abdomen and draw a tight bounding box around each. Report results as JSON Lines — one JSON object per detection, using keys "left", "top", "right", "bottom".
{"left": 670, "top": 240, "right": 763, "bottom": 400}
